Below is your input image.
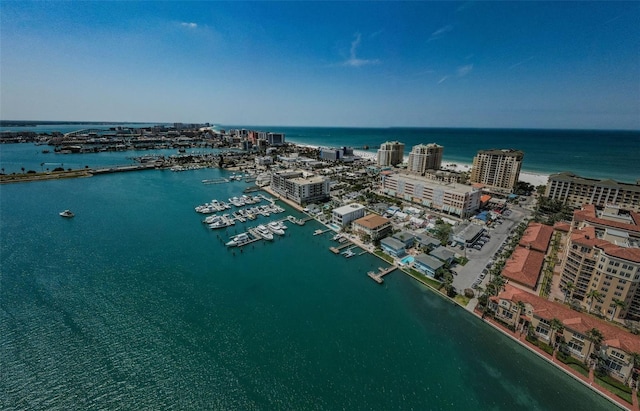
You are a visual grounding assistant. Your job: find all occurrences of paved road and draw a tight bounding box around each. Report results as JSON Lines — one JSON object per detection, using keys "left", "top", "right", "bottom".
{"left": 451, "top": 204, "right": 533, "bottom": 294}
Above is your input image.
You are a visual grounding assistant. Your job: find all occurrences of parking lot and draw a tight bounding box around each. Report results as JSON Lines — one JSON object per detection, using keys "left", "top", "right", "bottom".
{"left": 451, "top": 205, "right": 532, "bottom": 293}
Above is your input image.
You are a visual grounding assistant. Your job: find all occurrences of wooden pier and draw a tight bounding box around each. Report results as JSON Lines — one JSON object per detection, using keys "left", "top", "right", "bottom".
{"left": 202, "top": 177, "right": 229, "bottom": 184}
{"left": 367, "top": 266, "right": 397, "bottom": 284}
{"left": 330, "top": 243, "right": 352, "bottom": 254}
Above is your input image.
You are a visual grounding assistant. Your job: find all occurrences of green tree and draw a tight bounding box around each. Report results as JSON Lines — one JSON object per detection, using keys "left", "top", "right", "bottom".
{"left": 586, "top": 328, "right": 604, "bottom": 361}
{"left": 586, "top": 289, "right": 603, "bottom": 314}
{"left": 562, "top": 281, "right": 575, "bottom": 303}
{"left": 610, "top": 298, "right": 627, "bottom": 321}
{"left": 515, "top": 300, "right": 526, "bottom": 328}
{"left": 549, "top": 318, "right": 564, "bottom": 348}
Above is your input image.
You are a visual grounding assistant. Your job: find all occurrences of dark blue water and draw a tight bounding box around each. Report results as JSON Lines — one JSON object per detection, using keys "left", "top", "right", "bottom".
{"left": 0, "top": 168, "right": 618, "bottom": 409}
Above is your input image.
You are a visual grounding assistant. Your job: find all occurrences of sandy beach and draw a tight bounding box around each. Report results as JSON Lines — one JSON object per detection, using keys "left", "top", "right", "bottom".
{"left": 299, "top": 144, "right": 550, "bottom": 187}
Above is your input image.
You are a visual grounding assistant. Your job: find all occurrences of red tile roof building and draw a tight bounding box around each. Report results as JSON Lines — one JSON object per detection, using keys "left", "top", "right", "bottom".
{"left": 500, "top": 221, "right": 553, "bottom": 290}
{"left": 491, "top": 284, "right": 640, "bottom": 382}
{"left": 559, "top": 205, "right": 640, "bottom": 321}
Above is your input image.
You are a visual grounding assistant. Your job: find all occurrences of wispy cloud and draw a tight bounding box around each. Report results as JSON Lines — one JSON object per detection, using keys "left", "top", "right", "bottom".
{"left": 508, "top": 56, "right": 534, "bottom": 70}
{"left": 342, "top": 32, "right": 380, "bottom": 67}
{"left": 428, "top": 24, "right": 453, "bottom": 41}
{"left": 180, "top": 22, "right": 198, "bottom": 29}
{"left": 457, "top": 64, "right": 473, "bottom": 77}
{"left": 437, "top": 64, "right": 473, "bottom": 85}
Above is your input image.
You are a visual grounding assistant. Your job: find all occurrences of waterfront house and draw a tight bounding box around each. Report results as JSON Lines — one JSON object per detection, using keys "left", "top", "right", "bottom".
{"left": 501, "top": 247, "right": 545, "bottom": 290}
{"left": 393, "top": 231, "right": 416, "bottom": 248}
{"left": 380, "top": 237, "right": 407, "bottom": 258}
{"left": 352, "top": 214, "right": 392, "bottom": 241}
{"left": 413, "top": 254, "right": 444, "bottom": 277}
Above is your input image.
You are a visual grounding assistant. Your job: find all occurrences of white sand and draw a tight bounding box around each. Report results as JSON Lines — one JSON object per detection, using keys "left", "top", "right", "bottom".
{"left": 294, "top": 144, "right": 550, "bottom": 186}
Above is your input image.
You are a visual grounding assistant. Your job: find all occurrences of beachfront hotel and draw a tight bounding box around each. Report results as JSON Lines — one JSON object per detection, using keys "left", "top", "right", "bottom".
{"left": 270, "top": 170, "right": 330, "bottom": 205}
{"left": 376, "top": 141, "right": 405, "bottom": 167}
{"left": 545, "top": 172, "right": 640, "bottom": 212}
{"left": 470, "top": 149, "right": 524, "bottom": 192}
{"left": 558, "top": 204, "right": 640, "bottom": 321}
{"left": 380, "top": 172, "right": 481, "bottom": 219}
{"left": 406, "top": 143, "right": 443, "bottom": 175}
{"left": 490, "top": 284, "right": 640, "bottom": 383}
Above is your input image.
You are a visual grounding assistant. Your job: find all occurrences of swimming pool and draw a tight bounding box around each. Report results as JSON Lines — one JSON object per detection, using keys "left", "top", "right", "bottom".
{"left": 400, "top": 256, "right": 415, "bottom": 265}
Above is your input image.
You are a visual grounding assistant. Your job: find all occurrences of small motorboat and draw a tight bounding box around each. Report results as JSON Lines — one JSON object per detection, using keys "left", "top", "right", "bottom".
{"left": 59, "top": 210, "right": 74, "bottom": 218}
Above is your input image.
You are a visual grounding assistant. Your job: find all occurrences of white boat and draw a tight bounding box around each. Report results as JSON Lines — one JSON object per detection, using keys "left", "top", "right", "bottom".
{"left": 342, "top": 249, "right": 355, "bottom": 258}
{"left": 208, "top": 216, "right": 228, "bottom": 229}
{"left": 255, "top": 225, "right": 274, "bottom": 240}
{"left": 226, "top": 233, "right": 251, "bottom": 247}
{"left": 59, "top": 209, "right": 74, "bottom": 218}
{"left": 267, "top": 222, "right": 285, "bottom": 236}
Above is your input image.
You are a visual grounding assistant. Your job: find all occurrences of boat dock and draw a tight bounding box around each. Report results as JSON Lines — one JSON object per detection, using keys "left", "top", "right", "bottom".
{"left": 330, "top": 243, "right": 352, "bottom": 254}
{"left": 92, "top": 164, "right": 157, "bottom": 174}
{"left": 367, "top": 266, "right": 397, "bottom": 284}
{"left": 202, "top": 177, "right": 229, "bottom": 184}
{"left": 313, "top": 228, "right": 331, "bottom": 236}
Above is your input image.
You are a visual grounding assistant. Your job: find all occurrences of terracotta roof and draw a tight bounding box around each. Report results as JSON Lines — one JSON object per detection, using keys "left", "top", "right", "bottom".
{"left": 519, "top": 222, "right": 554, "bottom": 253}
{"left": 571, "top": 227, "right": 640, "bottom": 263}
{"left": 574, "top": 204, "right": 640, "bottom": 234}
{"left": 498, "top": 284, "right": 640, "bottom": 354}
{"left": 553, "top": 221, "right": 571, "bottom": 232}
{"left": 501, "top": 247, "right": 545, "bottom": 289}
{"left": 354, "top": 214, "right": 390, "bottom": 229}
{"left": 480, "top": 194, "right": 492, "bottom": 203}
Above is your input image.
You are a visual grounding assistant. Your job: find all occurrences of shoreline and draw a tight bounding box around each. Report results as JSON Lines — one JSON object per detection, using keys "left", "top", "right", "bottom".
{"left": 292, "top": 142, "right": 550, "bottom": 187}
{"left": 263, "top": 183, "right": 630, "bottom": 410}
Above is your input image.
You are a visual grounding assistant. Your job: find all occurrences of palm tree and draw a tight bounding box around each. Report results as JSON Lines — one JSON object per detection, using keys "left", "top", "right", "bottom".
{"left": 515, "top": 300, "right": 526, "bottom": 330}
{"left": 586, "top": 328, "right": 604, "bottom": 362}
{"left": 562, "top": 281, "right": 575, "bottom": 303}
{"left": 586, "top": 289, "right": 603, "bottom": 314}
{"left": 610, "top": 298, "right": 627, "bottom": 321}
{"left": 549, "top": 318, "right": 564, "bottom": 348}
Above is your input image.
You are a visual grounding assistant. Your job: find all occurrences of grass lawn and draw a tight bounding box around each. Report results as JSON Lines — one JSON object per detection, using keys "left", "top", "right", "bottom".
{"left": 454, "top": 294, "right": 470, "bottom": 306}
{"left": 567, "top": 363, "right": 589, "bottom": 377}
{"left": 595, "top": 377, "right": 632, "bottom": 404}
{"left": 373, "top": 250, "right": 394, "bottom": 264}
{"left": 404, "top": 268, "right": 442, "bottom": 290}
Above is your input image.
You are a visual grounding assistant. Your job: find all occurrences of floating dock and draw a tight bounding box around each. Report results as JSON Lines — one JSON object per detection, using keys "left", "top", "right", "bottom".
{"left": 330, "top": 243, "right": 351, "bottom": 254}
{"left": 367, "top": 266, "right": 397, "bottom": 284}
{"left": 202, "top": 178, "right": 229, "bottom": 184}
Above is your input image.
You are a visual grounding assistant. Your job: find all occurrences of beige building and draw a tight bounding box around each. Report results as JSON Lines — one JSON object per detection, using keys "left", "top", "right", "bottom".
{"left": 490, "top": 284, "right": 640, "bottom": 383}
{"left": 545, "top": 172, "right": 640, "bottom": 212}
{"left": 558, "top": 204, "right": 640, "bottom": 321}
{"left": 470, "top": 149, "right": 524, "bottom": 192}
{"left": 406, "top": 143, "right": 443, "bottom": 174}
{"left": 376, "top": 141, "right": 405, "bottom": 167}
{"left": 352, "top": 214, "right": 392, "bottom": 240}
{"left": 270, "top": 170, "right": 330, "bottom": 205}
{"left": 380, "top": 172, "right": 480, "bottom": 219}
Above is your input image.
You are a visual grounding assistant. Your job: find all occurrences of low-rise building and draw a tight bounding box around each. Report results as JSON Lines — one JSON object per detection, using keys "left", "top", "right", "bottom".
{"left": 430, "top": 246, "right": 456, "bottom": 265}
{"left": 415, "top": 233, "right": 441, "bottom": 251}
{"left": 452, "top": 223, "right": 485, "bottom": 246}
{"left": 380, "top": 237, "right": 408, "bottom": 258}
{"left": 490, "top": 284, "right": 640, "bottom": 383}
{"left": 255, "top": 156, "right": 273, "bottom": 166}
{"left": 332, "top": 203, "right": 366, "bottom": 227}
{"left": 413, "top": 254, "right": 444, "bottom": 277}
{"left": 393, "top": 231, "right": 416, "bottom": 248}
{"left": 352, "top": 214, "right": 392, "bottom": 241}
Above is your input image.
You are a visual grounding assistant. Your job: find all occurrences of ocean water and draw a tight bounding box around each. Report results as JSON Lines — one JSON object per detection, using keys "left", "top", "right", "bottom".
{"left": 0, "top": 167, "right": 617, "bottom": 410}
{"left": 256, "top": 126, "right": 639, "bottom": 183}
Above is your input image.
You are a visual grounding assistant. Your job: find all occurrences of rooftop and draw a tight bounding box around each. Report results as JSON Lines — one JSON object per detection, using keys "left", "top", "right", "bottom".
{"left": 353, "top": 213, "right": 390, "bottom": 229}
{"left": 501, "top": 247, "right": 545, "bottom": 289}
{"left": 519, "top": 222, "right": 554, "bottom": 253}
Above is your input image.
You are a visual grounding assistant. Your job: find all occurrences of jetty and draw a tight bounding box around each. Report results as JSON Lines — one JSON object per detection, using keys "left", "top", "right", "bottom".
{"left": 330, "top": 242, "right": 351, "bottom": 254}
{"left": 313, "top": 228, "right": 331, "bottom": 236}
{"left": 202, "top": 177, "right": 229, "bottom": 184}
{"left": 367, "top": 266, "right": 397, "bottom": 284}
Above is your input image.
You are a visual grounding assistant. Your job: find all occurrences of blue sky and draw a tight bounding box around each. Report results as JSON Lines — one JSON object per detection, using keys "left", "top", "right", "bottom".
{"left": 1, "top": 1, "right": 638, "bottom": 129}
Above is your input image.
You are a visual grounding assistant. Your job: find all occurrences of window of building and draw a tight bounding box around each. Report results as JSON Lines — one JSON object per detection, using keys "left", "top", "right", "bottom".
{"left": 535, "top": 325, "right": 549, "bottom": 336}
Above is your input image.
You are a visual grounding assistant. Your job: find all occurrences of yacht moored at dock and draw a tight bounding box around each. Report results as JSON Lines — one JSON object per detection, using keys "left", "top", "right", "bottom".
{"left": 254, "top": 225, "right": 274, "bottom": 240}
{"left": 267, "top": 221, "right": 285, "bottom": 236}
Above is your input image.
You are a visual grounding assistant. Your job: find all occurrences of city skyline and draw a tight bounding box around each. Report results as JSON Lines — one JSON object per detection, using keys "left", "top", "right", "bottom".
{"left": 1, "top": 1, "right": 639, "bottom": 130}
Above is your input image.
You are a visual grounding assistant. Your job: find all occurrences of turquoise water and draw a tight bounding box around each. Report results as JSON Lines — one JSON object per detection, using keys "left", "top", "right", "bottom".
{"left": 2, "top": 125, "right": 639, "bottom": 182}
{"left": 0, "top": 167, "right": 617, "bottom": 409}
